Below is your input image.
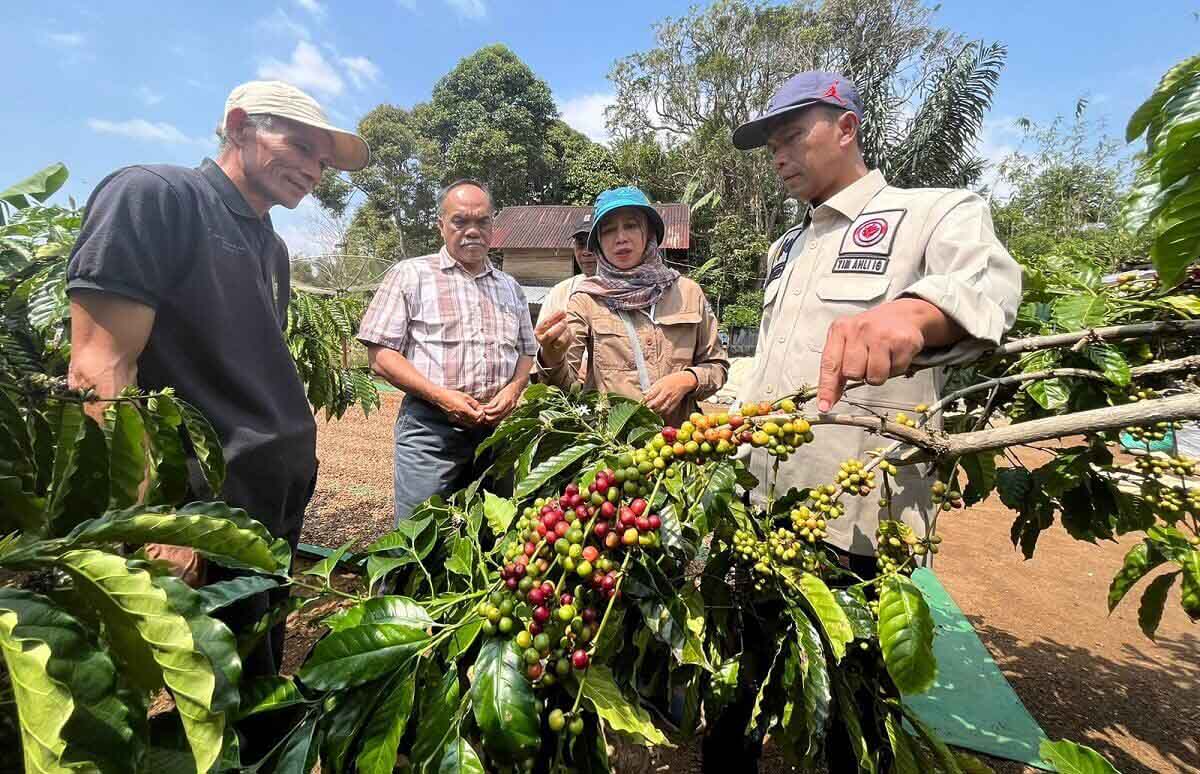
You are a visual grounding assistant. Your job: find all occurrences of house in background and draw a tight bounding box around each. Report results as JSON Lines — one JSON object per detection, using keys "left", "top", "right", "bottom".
{"left": 491, "top": 203, "right": 691, "bottom": 317}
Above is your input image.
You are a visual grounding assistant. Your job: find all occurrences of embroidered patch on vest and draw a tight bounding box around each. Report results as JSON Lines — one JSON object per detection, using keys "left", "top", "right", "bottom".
{"left": 764, "top": 223, "right": 806, "bottom": 288}
{"left": 832, "top": 256, "right": 890, "bottom": 274}
{"left": 838, "top": 209, "right": 906, "bottom": 261}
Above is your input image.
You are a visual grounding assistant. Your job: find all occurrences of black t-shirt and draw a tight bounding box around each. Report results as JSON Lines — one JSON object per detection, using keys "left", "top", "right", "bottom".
{"left": 67, "top": 158, "right": 317, "bottom": 535}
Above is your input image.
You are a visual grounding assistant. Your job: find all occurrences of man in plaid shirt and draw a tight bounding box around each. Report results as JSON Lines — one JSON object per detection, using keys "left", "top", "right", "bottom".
{"left": 359, "top": 179, "right": 537, "bottom": 522}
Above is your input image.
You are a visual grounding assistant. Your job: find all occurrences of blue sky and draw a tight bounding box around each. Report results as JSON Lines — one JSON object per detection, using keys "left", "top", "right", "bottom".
{"left": 2, "top": 0, "right": 1197, "bottom": 254}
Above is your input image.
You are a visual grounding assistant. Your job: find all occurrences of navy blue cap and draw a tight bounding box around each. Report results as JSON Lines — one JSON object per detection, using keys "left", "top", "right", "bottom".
{"left": 570, "top": 210, "right": 594, "bottom": 239}
{"left": 732, "top": 71, "right": 864, "bottom": 150}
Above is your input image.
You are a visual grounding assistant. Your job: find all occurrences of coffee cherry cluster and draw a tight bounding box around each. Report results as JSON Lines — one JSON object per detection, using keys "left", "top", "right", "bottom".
{"left": 790, "top": 505, "right": 829, "bottom": 543}
{"left": 893, "top": 412, "right": 919, "bottom": 428}
{"left": 488, "top": 477, "right": 668, "bottom": 696}
{"left": 874, "top": 520, "right": 942, "bottom": 574}
{"left": 931, "top": 481, "right": 964, "bottom": 511}
{"left": 1125, "top": 388, "right": 1177, "bottom": 443}
{"left": 731, "top": 527, "right": 820, "bottom": 589}
{"left": 1133, "top": 453, "right": 1198, "bottom": 519}
{"left": 836, "top": 459, "right": 877, "bottom": 496}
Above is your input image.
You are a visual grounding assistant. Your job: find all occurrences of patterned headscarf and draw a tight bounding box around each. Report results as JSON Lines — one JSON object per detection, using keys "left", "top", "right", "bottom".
{"left": 575, "top": 215, "right": 680, "bottom": 311}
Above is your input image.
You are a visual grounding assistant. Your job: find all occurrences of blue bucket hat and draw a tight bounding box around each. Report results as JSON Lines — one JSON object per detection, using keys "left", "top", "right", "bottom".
{"left": 587, "top": 186, "right": 665, "bottom": 254}
{"left": 732, "top": 71, "right": 864, "bottom": 150}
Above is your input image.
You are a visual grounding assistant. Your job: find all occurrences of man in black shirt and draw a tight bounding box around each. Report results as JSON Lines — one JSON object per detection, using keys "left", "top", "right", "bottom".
{"left": 66, "top": 81, "right": 368, "bottom": 684}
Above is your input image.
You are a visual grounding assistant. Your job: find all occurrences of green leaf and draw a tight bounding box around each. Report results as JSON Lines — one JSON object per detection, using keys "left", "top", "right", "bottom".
{"left": 445, "top": 535, "right": 474, "bottom": 578}
{"left": 624, "top": 557, "right": 705, "bottom": 666}
{"left": 437, "top": 737, "right": 486, "bottom": 774}
{"left": 298, "top": 623, "right": 428, "bottom": 690}
{"left": 177, "top": 400, "right": 226, "bottom": 497}
{"left": 470, "top": 638, "right": 541, "bottom": 764}
{"left": 142, "top": 395, "right": 189, "bottom": 506}
{"left": 1084, "top": 344, "right": 1131, "bottom": 386}
{"left": 832, "top": 674, "right": 876, "bottom": 774}
{"left": 793, "top": 611, "right": 831, "bottom": 755}
{"left": 107, "top": 403, "right": 146, "bottom": 510}
{"left": 64, "top": 504, "right": 280, "bottom": 572}
{"left": 1034, "top": 448, "right": 1090, "bottom": 498}
{"left": 1127, "top": 54, "right": 1200, "bottom": 141}
{"left": 196, "top": 576, "right": 280, "bottom": 616}
{"left": 1039, "top": 738, "right": 1122, "bottom": 774}
{"left": 324, "top": 596, "right": 433, "bottom": 633}
{"left": 0, "top": 603, "right": 75, "bottom": 773}
{"left": 0, "top": 163, "right": 69, "bottom": 208}
{"left": 317, "top": 680, "right": 383, "bottom": 774}
{"left": 1052, "top": 294, "right": 1108, "bottom": 330}
{"left": 151, "top": 576, "right": 242, "bottom": 716}
{"left": 1107, "top": 542, "right": 1166, "bottom": 612}
{"left": 1137, "top": 572, "right": 1178, "bottom": 640}
{"left": 606, "top": 398, "right": 642, "bottom": 438}
{"left": 1181, "top": 550, "right": 1200, "bottom": 620}
{"left": 1160, "top": 294, "right": 1200, "bottom": 317}
{"left": 47, "top": 404, "right": 109, "bottom": 534}
{"left": 355, "top": 666, "right": 417, "bottom": 774}
{"left": 1026, "top": 378, "right": 1069, "bottom": 410}
{"left": 409, "top": 663, "right": 461, "bottom": 771}
{"left": 0, "top": 475, "right": 46, "bottom": 533}
{"left": 302, "top": 540, "right": 354, "bottom": 585}
{"left": 272, "top": 711, "right": 319, "bottom": 774}
{"left": 783, "top": 569, "right": 854, "bottom": 661}
{"left": 878, "top": 575, "right": 937, "bottom": 694}
{"left": 515, "top": 443, "right": 598, "bottom": 498}
{"left": 237, "top": 676, "right": 306, "bottom": 720}
{"left": 54, "top": 549, "right": 224, "bottom": 774}
{"left": 834, "top": 589, "right": 875, "bottom": 640}
{"left": 362, "top": 516, "right": 437, "bottom": 560}
{"left": 886, "top": 714, "right": 923, "bottom": 774}
{"left": 959, "top": 452, "right": 997, "bottom": 506}
{"left": 483, "top": 491, "right": 517, "bottom": 535}
{"left": 577, "top": 664, "right": 671, "bottom": 747}
{"left": 996, "top": 468, "right": 1033, "bottom": 510}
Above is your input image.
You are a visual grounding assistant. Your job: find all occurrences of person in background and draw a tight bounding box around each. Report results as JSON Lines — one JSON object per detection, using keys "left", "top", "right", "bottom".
{"left": 535, "top": 186, "right": 728, "bottom": 427}
{"left": 66, "top": 80, "right": 369, "bottom": 754}
{"left": 536, "top": 210, "right": 598, "bottom": 326}
{"left": 358, "top": 179, "right": 537, "bottom": 523}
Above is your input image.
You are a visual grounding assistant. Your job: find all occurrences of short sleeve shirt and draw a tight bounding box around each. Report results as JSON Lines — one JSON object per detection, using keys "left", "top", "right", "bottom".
{"left": 66, "top": 158, "right": 317, "bottom": 535}
{"left": 358, "top": 248, "right": 538, "bottom": 402}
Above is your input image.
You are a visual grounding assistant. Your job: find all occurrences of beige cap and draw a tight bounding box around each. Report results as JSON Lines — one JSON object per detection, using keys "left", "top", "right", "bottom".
{"left": 223, "top": 80, "right": 369, "bottom": 171}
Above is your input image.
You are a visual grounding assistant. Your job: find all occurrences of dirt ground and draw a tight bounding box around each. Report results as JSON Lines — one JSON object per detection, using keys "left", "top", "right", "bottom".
{"left": 290, "top": 392, "right": 1198, "bottom": 774}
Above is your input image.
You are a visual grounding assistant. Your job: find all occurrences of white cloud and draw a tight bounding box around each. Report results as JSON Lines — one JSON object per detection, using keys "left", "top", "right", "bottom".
{"left": 294, "top": 0, "right": 326, "bottom": 18}
{"left": 257, "top": 7, "right": 310, "bottom": 40}
{"left": 340, "top": 56, "right": 380, "bottom": 90}
{"left": 559, "top": 93, "right": 614, "bottom": 143}
{"left": 46, "top": 31, "right": 85, "bottom": 47}
{"left": 258, "top": 40, "right": 344, "bottom": 96}
{"left": 446, "top": 0, "right": 486, "bottom": 19}
{"left": 136, "top": 85, "right": 164, "bottom": 106}
{"left": 395, "top": 0, "right": 417, "bottom": 9}
{"left": 87, "top": 118, "right": 209, "bottom": 147}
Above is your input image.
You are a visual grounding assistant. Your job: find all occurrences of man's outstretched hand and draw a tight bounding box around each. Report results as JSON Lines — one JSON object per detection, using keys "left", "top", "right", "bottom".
{"left": 816, "top": 298, "right": 963, "bottom": 412}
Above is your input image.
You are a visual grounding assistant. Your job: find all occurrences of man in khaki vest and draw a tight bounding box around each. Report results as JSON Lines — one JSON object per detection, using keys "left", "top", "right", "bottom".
{"left": 732, "top": 70, "right": 1022, "bottom": 572}
{"left": 702, "top": 68, "right": 1021, "bottom": 774}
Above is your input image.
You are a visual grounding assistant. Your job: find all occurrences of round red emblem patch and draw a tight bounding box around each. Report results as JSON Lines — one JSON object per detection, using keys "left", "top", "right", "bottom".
{"left": 853, "top": 218, "right": 888, "bottom": 247}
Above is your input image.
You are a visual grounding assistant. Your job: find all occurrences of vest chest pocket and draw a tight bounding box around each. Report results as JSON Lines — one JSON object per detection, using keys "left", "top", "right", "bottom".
{"left": 804, "top": 275, "right": 892, "bottom": 352}
{"left": 591, "top": 315, "right": 635, "bottom": 371}
{"left": 656, "top": 309, "right": 702, "bottom": 369}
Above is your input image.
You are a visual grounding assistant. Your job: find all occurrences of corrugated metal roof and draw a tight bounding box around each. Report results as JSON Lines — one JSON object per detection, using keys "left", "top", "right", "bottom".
{"left": 492, "top": 204, "right": 690, "bottom": 251}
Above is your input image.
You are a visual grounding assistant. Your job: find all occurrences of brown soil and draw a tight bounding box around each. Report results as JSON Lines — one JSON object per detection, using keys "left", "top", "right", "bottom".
{"left": 286, "top": 393, "right": 1199, "bottom": 773}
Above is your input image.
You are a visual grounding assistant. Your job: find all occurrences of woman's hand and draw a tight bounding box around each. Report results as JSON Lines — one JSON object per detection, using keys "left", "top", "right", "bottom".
{"left": 535, "top": 310, "right": 572, "bottom": 365}
{"left": 644, "top": 370, "right": 699, "bottom": 417}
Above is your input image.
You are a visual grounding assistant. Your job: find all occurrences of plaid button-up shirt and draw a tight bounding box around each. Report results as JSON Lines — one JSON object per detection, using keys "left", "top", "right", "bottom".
{"left": 358, "top": 248, "right": 538, "bottom": 402}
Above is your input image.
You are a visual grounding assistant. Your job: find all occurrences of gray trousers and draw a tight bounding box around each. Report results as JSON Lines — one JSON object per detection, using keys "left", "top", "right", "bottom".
{"left": 393, "top": 395, "right": 492, "bottom": 523}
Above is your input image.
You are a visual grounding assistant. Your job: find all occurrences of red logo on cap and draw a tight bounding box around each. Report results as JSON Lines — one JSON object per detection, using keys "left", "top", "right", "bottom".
{"left": 853, "top": 218, "right": 888, "bottom": 247}
{"left": 823, "top": 81, "right": 847, "bottom": 106}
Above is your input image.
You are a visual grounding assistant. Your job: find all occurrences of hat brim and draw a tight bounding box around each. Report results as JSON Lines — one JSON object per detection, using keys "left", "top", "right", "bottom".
{"left": 587, "top": 204, "right": 665, "bottom": 254}
{"left": 290, "top": 117, "right": 370, "bottom": 172}
{"left": 731, "top": 99, "right": 832, "bottom": 150}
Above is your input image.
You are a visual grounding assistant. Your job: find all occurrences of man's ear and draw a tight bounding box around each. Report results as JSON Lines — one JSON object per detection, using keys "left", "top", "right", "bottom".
{"left": 224, "top": 108, "right": 250, "bottom": 148}
{"left": 838, "top": 111, "right": 861, "bottom": 149}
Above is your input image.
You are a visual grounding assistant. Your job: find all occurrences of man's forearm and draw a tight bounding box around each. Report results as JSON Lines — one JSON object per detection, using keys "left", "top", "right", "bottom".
{"left": 367, "top": 346, "right": 451, "bottom": 406}
{"left": 507, "top": 355, "right": 534, "bottom": 390}
{"left": 894, "top": 297, "right": 966, "bottom": 349}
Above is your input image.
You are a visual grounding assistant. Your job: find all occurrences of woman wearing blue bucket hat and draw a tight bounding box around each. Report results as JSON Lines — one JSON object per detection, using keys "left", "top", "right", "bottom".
{"left": 535, "top": 186, "right": 728, "bottom": 426}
